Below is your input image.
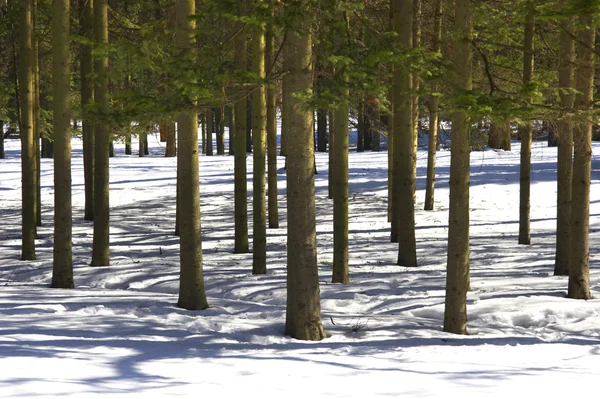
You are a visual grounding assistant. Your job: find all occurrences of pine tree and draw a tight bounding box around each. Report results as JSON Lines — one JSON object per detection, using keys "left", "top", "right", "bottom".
{"left": 266, "top": 13, "right": 279, "bottom": 229}
{"left": 51, "top": 0, "right": 73, "bottom": 288}
{"left": 18, "top": 0, "right": 36, "bottom": 261}
{"left": 91, "top": 0, "right": 110, "bottom": 266}
{"left": 284, "top": 2, "right": 325, "bottom": 341}
{"left": 443, "top": 0, "right": 473, "bottom": 335}
{"left": 176, "top": 0, "right": 208, "bottom": 311}
{"left": 80, "top": 0, "right": 94, "bottom": 222}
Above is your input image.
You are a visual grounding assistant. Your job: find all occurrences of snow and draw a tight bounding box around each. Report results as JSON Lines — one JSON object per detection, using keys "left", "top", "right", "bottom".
{"left": 1, "top": 132, "right": 599, "bottom": 398}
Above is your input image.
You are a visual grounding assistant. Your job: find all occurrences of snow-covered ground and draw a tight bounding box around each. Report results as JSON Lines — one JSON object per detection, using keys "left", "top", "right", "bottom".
{"left": 1, "top": 132, "right": 599, "bottom": 398}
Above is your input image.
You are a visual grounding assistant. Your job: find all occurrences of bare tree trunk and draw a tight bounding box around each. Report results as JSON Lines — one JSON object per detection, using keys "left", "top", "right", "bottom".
{"left": 165, "top": 121, "right": 176, "bottom": 157}
{"left": 33, "top": 2, "right": 41, "bottom": 228}
{"left": 284, "top": 7, "right": 325, "bottom": 341}
{"left": 266, "top": 16, "right": 279, "bottom": 229}
{"left": 91, "top": 0, "right": 110, "bottom": 266}
{"left": 554, "top": 12, "right": 574, "bottom": 276}
{"left": 392, "top": 0, "right": 417, "bottom": 267}
{"left": 80, "top": 0, "right": 94, "bottom": 221}
{"left": 518, "top": 4, "right": 534, "bottom": 245}
{"left": 206, "top": 108, "right": 214, "bottom": 156}
{"left": 443, "top": 0, "right": 473, "bottom": 335}
{"left": 51, "top": 0, "right": 73, "bottom": 288}
{"left": 234, "top": 1, "right": 249, "bottom": 253}
{"left": 487, "top": 121, "right": 511, "bottom": 150}
{"left": 568, "top": 21, "right": 594, "bottom": 300}
{"left": 176, "top": 0, "right": 208, "bottom": 311}
{"left": 252, "top": 5, "right": 267, "bottom": 275}
{"left": 18, "top": 0, "right": 36, "bottom": 260}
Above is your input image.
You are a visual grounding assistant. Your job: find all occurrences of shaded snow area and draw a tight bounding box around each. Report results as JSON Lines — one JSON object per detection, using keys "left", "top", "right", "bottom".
{"left": 1, "top": 133, "right": 600, "bottom": 398}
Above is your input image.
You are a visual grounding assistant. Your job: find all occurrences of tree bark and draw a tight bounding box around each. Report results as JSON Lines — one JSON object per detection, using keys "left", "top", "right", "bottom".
{"left": 216, "top": 106, "right": 225, "bottom": 155}
{"left": 234, "top": 2, "right": 249, "bottom": 253}
{"left": 91, "top": 0, "right": 110, "bottom": 266}
{"left": 284, "top": 6, "right": 326, "bottom": 341}
{"left": 206, "top": 108, "right": 214, "bottom": 156}
{"left": 568, "top": 22, "right": 594, "bottom": 300}
{"left": 443, "top": 0, "right": 472, "bottom": 335}
{"left": 80, "top": 0, "right": 94, "bottom": 221}
{"left": 252, "top": 5, "right": 267, "bottom": 275}
{"left": 487, "top": 121, "right": 511, "bottom": 151}
{"left": 165, "top": 121, "right": 176, "bottom": 157}
{"left": 554, "top": 14, "right": 574, "bottom": 276}
{"left": 518, "top": 5, "right": 534, "bottom": 245}
{"left": 51, "top": 0, "right": 73, "bottom": 288}
{"left": 266, "top": 16, "right": 279, "bottom": 229}
{"left": 176, "top": 0, "right": 208, "bottom": 311}
{"left": 18, "top": 0, "right": 36, "bottom": 260}
{"left": 392, "top": 0, "right": 417, "bottom": 267}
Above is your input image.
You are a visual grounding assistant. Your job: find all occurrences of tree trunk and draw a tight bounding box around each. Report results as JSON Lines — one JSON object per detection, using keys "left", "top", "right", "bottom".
{"left": 317, "top": 109, "right": 327, "bottom": 152}
{"left": 424, "top": 0, "right": 442, "bottom": 211}
{"left": 487, "top": 121, "right": 511, "bottom": 150}
{"left": 518, "top": 5, "right": 534, "bottom": 245}
{"left": 176, "top": 0, "right": 208, "bottom": 311}
{"left": 412, "top": 0, "right": 421, "bottom": 172}
{"left": 568, "top": 22, "right": 594, "bottom": 300}
{"left": 0, "top": 121, "right": 4, "bottom": 159}
{"left": 357, "top": 99, "right": 364, "bottom": 152}
{"left": 234, "top": 2, "right": 249, "bottom": 253}
{"left": 332, "top": 53, "right": 349, "bottom": 284}
{"left": 33, "top": 4, "right": 41, "bottom": 229}
{"left": 266, "top": 17, "right": 279, "bottom": 229}
{"left": 252, "top": 6, "right": 267, "bottom": 275}
{"left": 216, "top": 106, "right": 225, "bottom": 155}
{"left": 392, "top": 0, "right": 417, "bottom": 267}
{"left": 91, "top": 0, "right": 110, "bottom": 266}
{"left": 18, "top": 0, "right": 36, "bottom": 260}
{"left": 328, "top": 111, "right": 334, "bottom": 200}
{"left": 80, "top": 0, "right": 94, "bottom": 221}
{"left": 206, "top": 108, "right": 214, "bottom": 156}
{"left": 165, "top": 120, "right": 176, "bottom": 157}
{"left": 284, "top": 7, "right": 326, "bottom": 341}
{"left": 51, "top": 0, "right": 73, "bottom": 288}
{"left": 554, "top": 10, "right": 574, "bottom": 276}
{"left": 138, "top": 132, "right": 146, "bottom": 157}
{"left": 443, "top": 0, "right": 473, "bottom": 335}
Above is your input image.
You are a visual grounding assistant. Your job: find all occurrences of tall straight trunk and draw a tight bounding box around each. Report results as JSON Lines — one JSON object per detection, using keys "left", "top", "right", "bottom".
{"left": 371, "top": 100, "right": 381, "bottom": 151}
{"left": 252, "top": 7, "right": 267, "bottom": 275}
{"left": 332, "top": 62, "right": 349, "bottom": 284}
{"left": 206, "top": 108, "right": 214, "bottom": 156}
{"left": 281, "top": 49, "right": 289, "bottom": 158}
{"left": 411, "top": 0, "right": 421, "bottom": 172}
{"left": 228, "top": 106, "right": 234, "bottom": 155}
{"left": 266, "top": 17, "right": 279, "bottom": 229}
{"left": 91, "top": 0, "right": 110, "bottom": 266}
{"left": 443, "top": 0, "right": 472, "bottom": 335}
{"left": 388, "top": 86, "right": 394, "bottom": 223}
{"left": 328, "top": 111, "right": 334, "bottom": 200}
{"left": 554, "top": 15, "right": 574, "bottom": 276}
{"left": 392, "top": 0, "right": 417, "bottom": 267}
{"left": 424, "top": 0, "right": 442, "bottom": 211}
{"left": 51, "top": 0, "right": 73, "bottom": 288}
{"left": 33, "top": 3, "right": 41, "bottom": 228}
{"left": 284, "top": 7, "right": 325, "bottom": 341}
{"left": 234, "top": 2, "right": 249, "bottom": 253}
{"left": 363, "top": 100, "right": 372, "bottom": 150}
{"left": 216, "top": 106, "right": 225, "bottom": 155}
{"left": 0, "top": 121, "right": 4, "bottom": 158}
{"left": 200, "top": 113, "right": 206, "bottom": 154}
{"left": 487, "top": 121, "right": 511, "bottom": 150}
{"left": 518, "top": 5, "right": 534, "bottom": 245}
{"left": 125, "top": 76, "right": 132, "bottom": 155}
{"left": 246, "top": 98, "right": 252, "bottom": 152}
{"left": 568, "top": 22, "right": 594, "bottom": 300}
{"left": 138, "top": 132, "right": 147, "bottom": 157}
{"left": 18, "top": 0, "right": 36, "bottom": 260}
{"left": 80, "top": 0, "right": 94, "bottom": 221}
{"left": 176, "top": 0, "right": 208, "bottom": 311}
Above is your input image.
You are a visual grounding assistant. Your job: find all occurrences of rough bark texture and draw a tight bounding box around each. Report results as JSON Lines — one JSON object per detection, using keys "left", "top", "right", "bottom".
{"left": 252, "top": 9, "right": 267, "bottom": 275}
{"left": 332, "top": 71, "right": 349, "bottom": 284}
{"left": 165, "top": 121, "right": 176, "bottom": 157}
{"left": 568, "top": 23, "right": 594, "bottom": 300}
{"left": 392, "top": 0, "right": 417, "bottom": 267}
{"left": 518, "top": 6, "right": 534, "bottom": 246}
{"left": 19, "top": 0, "right": 36, "bottom": 261}
{"left": 80, "top": 0, "right": 94, "bottom": 222}
{"left": 91, "top": 0, "right": 110, "bottom": 266}
{"left": 176, "top": 0, "right": 208, "bottom": 311}
{"left": 554, "top": 16, "right": 574, "bottom": 276}
{"left": 443, "top": 0, "right": 472, "bottom": 335}
{"left": 234, "top": 3, "right": 249, "bottom": 253}
{"left": 424, "top": 0, "right": 442, "bottom": 211}
{"left": 216, "top": 106, "right": 225, "bottom": 155}
{"left": 487, "top": 121, "right": 511, "bottom": 151}
{"left": 266, "top": 19, "right": 279, "bottom": 229}
{"left": 284, "top": 7, "right": 326, "bottom": 341}
{"left": 51, "top": 0, "right": 73, "bottom": 288}
{"left": 33, "top": 7, "right": 40, "bottom": 229}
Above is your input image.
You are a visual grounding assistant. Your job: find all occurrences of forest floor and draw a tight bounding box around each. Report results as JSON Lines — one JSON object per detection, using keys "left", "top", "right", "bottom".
{"left": 1, "top": 132, "right": 599, "bottom": 398}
